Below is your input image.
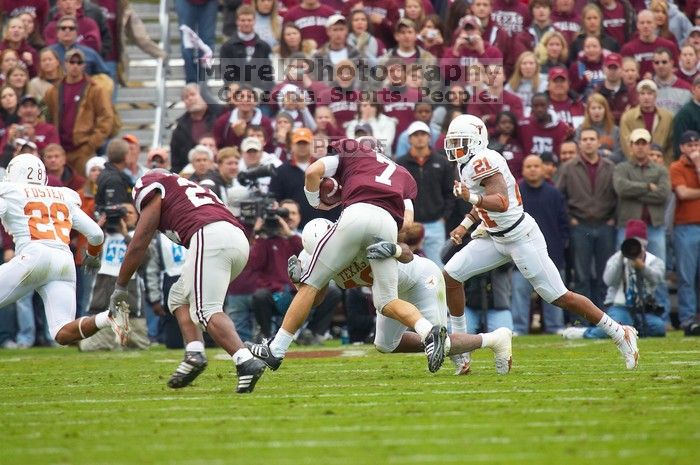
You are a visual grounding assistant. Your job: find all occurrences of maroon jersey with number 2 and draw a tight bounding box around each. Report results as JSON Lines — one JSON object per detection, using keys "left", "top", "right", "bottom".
{"left": 330, "top": 138, "right": 418, "bottom": 228}
{"left": 132, "top": 170, "right": 243, "bottom": 247}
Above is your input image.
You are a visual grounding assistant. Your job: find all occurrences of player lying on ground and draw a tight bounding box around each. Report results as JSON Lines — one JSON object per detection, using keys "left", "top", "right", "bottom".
{"left": 248, "top": 137, "right": 450, "bottom": 373}
{"left": 109, "top": 169, "right": 266, "bottom": 394}
{"left": 291, "top": 218, "right": 513, "bottom": 374}
{"left": 442, "top": 115, "right": 639, "bottom": 370}
{"left": 0, "top": 155, "right": 128, "bottom": 345}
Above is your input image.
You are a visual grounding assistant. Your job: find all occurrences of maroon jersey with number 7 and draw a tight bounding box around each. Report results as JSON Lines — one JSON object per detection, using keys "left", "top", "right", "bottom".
{"left": 132, "top": 170, "right": 243, "bottom": 247}
{"left": 330, "top": 139, "right": 417, "bottom": 228}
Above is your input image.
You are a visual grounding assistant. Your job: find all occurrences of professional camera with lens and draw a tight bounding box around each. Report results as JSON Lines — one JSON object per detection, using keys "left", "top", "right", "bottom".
{"left": 232, "top": 164, "right": 289, "bottom": 236}
{"left": 620, "top": 238, "right": 643, "bottom": 260}
{"left": 100, "top": 204, "right": 128, "bottom": 233}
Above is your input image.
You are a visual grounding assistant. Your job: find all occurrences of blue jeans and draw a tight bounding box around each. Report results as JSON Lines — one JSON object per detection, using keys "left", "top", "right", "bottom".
{"left": 616, "top": 225, "right": 670, "bottom": 319}
{"left": 225, "top": 294, "right": 254, "bottom": 342}
{"left": 175, "top": 0, "right": 218, "bottom": 83}
{"left": 673, "top": 224, "right": 700, "bottom": 328}
{"left": 511, "top": 269, "right": 565, "bottom": 334}
{"left": 570, "top": 222, "right": 616, "bottom": 308}
{"left": 465, "top": 307, "right": 513, "bottom": 334}
{"left": 421, "top": 220, "right": 446, "bottom": 265}
{"left": 104, "top": 60, "right": 118, "bottom": 102}
{"left": 15, "top": 293, "right": 35, "bottom": 347}
{"left": 584, "top": 305, "right": 665, "bottom": 338}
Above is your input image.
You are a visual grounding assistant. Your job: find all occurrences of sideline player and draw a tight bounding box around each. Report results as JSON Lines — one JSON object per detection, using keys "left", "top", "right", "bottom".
{"left": 0, "top": 155, "right": 128, "bottom": 345}
{"left": 248, "top": 137, "right": 449, "bottom": 373}
{"left": 110, "top": 169, "right": 267, "bottom": 394}
{"left": 442, "top": 115, "right": 639, "bottom": 369}
{"left": 293, "top": 219, "right": 513, "bottom": 374}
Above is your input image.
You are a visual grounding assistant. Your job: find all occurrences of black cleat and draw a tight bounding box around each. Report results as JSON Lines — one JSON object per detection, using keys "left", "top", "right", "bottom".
{"left": 245, "top": 340, "right": 283, "bottom": 371}
{"left": 424, "top": 325, "right": 448, "bottom": 373}
{"left": 236, "top": 358, "right": 267, "bottom": 393}
{"left": 168, "top": 351, "right": 208, "bottom": 388}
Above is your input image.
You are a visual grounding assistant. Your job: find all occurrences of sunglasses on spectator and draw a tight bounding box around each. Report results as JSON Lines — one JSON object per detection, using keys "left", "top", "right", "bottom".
{"left": 632, "top": 140, "right": 649, "bottom": 146}
{"left": 653, "top": 60, "right": 668, "bottom": 65}
{"left": 68, "top": 59, "right": 84, "bottom": 65}
{"left": 59, "top": 25, "right": 76, "bottom": 31}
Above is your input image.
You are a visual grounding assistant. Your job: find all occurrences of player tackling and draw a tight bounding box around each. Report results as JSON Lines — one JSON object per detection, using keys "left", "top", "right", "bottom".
{"left": 0, "top": 155, "right": 128, "bottom": 346}
{"left": 442, "top": 115, "right": 639, "bottom": 369}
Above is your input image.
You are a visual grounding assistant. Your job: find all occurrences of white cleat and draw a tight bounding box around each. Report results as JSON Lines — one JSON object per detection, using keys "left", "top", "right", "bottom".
{"left": 450, "top": 352, "right": 472, "bottom": 375}
{"left": 490, "top": 327, "right": 513, "bottom": 375}
{"left": 616, "top": 325, "right": 639, "bottom": 370}
{"left": 108, "top": 301, "right": 131, "bottom": 347}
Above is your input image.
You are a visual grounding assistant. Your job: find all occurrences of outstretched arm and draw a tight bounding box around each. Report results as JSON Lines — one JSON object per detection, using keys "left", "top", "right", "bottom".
{"left": 116, "top": 197, "right": 161, "bottom": 288}
{"left": 453, "top": 172, "right": 509, "bottom": 213}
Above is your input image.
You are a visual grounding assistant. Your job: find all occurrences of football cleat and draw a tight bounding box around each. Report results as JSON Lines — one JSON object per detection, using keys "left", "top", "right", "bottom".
{"left": 167, "top": 351, "right": 208, "bottom": 389}
{"left": 450, "top": 352, "right": 472, "bottom": 375}
{"left": 616, "top": 325, "right": 639, "bottom": 370}
{"left": 245, "top": 340, "right": 283, "bottom": 371}
{"left": 236, "top": 358, "right": 267, "bottom": 393}
{"left": 108, "top": 301, "right": 130, "bottom": 346}
{"left": 424, "top": 325, "right": 448, "bottom": 373}
{"left": 490, "top": 327, "right": 513, "bottom": 375}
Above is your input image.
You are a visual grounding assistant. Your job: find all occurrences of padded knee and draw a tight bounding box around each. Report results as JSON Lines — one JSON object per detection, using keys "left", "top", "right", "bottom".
{"left": 167, "top": 277, "right": 188, "bottom": 314}
{"left": 374, "top": 342, "right": 397, "bottom": 353}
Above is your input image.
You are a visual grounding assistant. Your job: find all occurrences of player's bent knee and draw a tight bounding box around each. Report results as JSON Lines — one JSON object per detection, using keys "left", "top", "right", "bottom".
{"left": 190, "top": 306, "right": 224, "bottom": 328}
{"left": 443, "top": 270, "right": 462, "bottom": 289}
{"left": 374, "top": 342, "right": 397, "bottom": 353}
{"left": 550, "top": 290, "right": 573, "bottom": 307}
{"left": 373, "top": 295, "right": 397, "bottom": 315}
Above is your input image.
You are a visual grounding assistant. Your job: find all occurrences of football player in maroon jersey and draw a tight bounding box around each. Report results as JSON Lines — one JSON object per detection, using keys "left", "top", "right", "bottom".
{"left": 109, "top": 169, "right": 267, "bottom": 394}
{"left": 248, "top": 137, "right": 450, "bottom": 374}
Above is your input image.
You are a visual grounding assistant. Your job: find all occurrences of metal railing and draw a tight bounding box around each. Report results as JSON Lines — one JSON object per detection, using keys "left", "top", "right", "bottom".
{"left": 151, "top": 0, "right": 172, "bottom": 148}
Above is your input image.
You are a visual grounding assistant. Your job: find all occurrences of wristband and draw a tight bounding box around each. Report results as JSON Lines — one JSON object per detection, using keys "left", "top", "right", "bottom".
{"left": 459, "top": 216, "right": 475, "bottom": 229}
{"left": 114, "top": 284, "right": 127, "bottom": 293}
{"left": 304, "top": 187, "right": 320, "bottom": 207}
{"left": 468, "top": 193, "right": 481, "bottom": 206}
{"left": 393, "top": 244, "right": 402, "bottom": 258}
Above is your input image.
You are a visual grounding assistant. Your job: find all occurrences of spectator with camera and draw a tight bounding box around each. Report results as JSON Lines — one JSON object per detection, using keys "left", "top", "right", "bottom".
{"left": 670, "top": 130, "right": 700, "bottom": 336}
{"left": 563, "top": 219, "right": 666, "bottom": 339}
{"left": 237, "top": 136, "right": 280, "bottom": 195}
{"left": 95, "top": 138, "right": 133, "bottom": 210}
{"left": 0, "top": 95, "right": 58, "bottom": 158}
{"left": 612, "top": 128, "right": 671, "bottom": 317}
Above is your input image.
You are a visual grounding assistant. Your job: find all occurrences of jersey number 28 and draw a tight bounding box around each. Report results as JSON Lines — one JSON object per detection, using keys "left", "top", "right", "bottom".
{"left": 24, "top": 202, "right": 71, "bottom": 244}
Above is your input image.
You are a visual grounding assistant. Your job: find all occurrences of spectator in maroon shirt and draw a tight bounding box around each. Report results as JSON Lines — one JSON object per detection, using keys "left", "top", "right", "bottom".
{"left": 488, "top": 110, "right": 526, "bottom": 180}
{"left": 551, "top": 0, "right": 580, "bottom": 46}
{"left": 42, "top": 142, "right": 85, "bottom": 191}
{"left": 283, "top": 0, "right": 336, "bottom": 49}
{"left": 620, "top": 10, "right": 679, "bottom": 79}
{"left": 213, "top": 84, "right": 274, "bottom": 152}
{"left": 0, "top": 94, "right": 58, "bottom": 154}
{"left": 351, "top": 0, "right": 401, "bottom": 48}
{"left": 568, "top": 35, "right": 606, "bottom": 96}
{"left": 416, "top": 14, "right": 444, "bottom": 59}
{"left": 0, "top": 17, "right": 39, "bottom": 77}
{"left": 468, "top": 64, "right": 524, "bottom": 136}
{"left": 592, "top": 0, "right": 636, "bottom": 47}
{"left": 546, "top": 66, "right": 584, "bottom": 128}
{"left": 593, "top": 52, "right": 638, "bottom": 124}
{"left": 471, "top": 0, "right": 526, "bottom": 77}
{"left": 374, "top": 56, "right": 420, "bottom": 137}
{"left": 516, "top": 0, "right": 555, "bottom": 51}
{"left": 270, "top": 52, "right": 330, "bottom": 114}
{"left": 0, "top": 1, "right": 50, "bottom": 35}
{"left": 677, "top": 44, "right": 700, "bottom": 85}
{"left": 521, "top": 92, "right": 573, "bottom": 157}
{"left": 568, "top": 3, "right": 619, "bottom": 59}
{"left": 491, "top": 0, "right": 532, "bottom": 36}
{"left": 442, "top": 15, "right": 503, "bottom": 87}
{"left": 536, "top": 30, "right": 569, "bottom": 78}
{"left": 317, "top": 59, "right": 360, "bottom": 131}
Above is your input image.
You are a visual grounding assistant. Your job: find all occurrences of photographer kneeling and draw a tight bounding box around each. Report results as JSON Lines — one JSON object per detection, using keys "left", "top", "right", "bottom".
{"left": 564, "top": 220, "right": 666, "bottom": 339}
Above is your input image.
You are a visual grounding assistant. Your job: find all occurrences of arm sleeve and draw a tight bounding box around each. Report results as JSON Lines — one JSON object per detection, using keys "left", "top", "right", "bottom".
{"left": 612, "top": 165, "right": 651, "bottom": 199}
{"left": 403, "top": 199, "right": 414, "bottom": 211}
{"left": 641, "top": 255, "right": 665, "bottom": 286}
{"left": 603, "top": 252, "right": 625, "bottom": 288}
{"left": 71, "top": 205, "right": 104, "bottom": 246}
{"left": 638, "top": 168, "right": 671, "bottom": 205}
{"left": 322, "top": 155, "right": 340, "bottom": 177}
{"left": 0, "top": 197, "right": 7, "bottom": 217}
{"left": 144, "top": 238, "right": 163, "bottom": 304}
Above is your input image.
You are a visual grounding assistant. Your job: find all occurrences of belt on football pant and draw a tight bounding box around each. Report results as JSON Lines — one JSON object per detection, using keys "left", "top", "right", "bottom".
{"left": 489, "top": 213, "right": 525, "bottom": 237}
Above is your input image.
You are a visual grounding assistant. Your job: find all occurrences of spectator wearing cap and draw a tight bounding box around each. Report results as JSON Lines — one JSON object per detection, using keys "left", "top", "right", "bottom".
{"left": 557, "top": 128, "right": 617, "bottom": 308}
{"left": 0, "top": 16, "right": 39, "bottom": 78}
{"left": 396, "top": 121, "right": 455, "bottom": 264}
{"left": 620, "top": 10, "right": 680, "bottom": 79}
{"left": 590, "top": 0, "right": 636, "bottom": 47}
{"left": 313, "top": 14, "right": 361, "bottom": 70}
{"left": 689, "top": 26, "right": 700, "bottom": 54}
{"left": 121, "top": 134, "right": 147, "bottom": 183}
{"left": 468, "top": 64, "right": 525, "bottom": 136}
{"left": 345, "top": 101, "right": 397, "bottom": 158}
{"left": 442, "top": 15, "right": 503, "bottom": 85}
{"left": 511, "top": 154, "right": 568, "bottom": 335}
{"left": 593, "top": 52, "right": 638, "bottom": 124}
{"left": 238, "top": 135, "right": 279, "bottom": 194}
{"left": 520, "top": 92, "right": 572, "bottom": 158}
{"left": 669, "top": 130, "right": 700, "bottom": 336}
{"left": 394, "top": 102, "right": 440, "bottom": 158}
{"left": 146, "top": 147, "right": 170, "bottom": 170}
{"left": 44, "top": 47, "right": 114, "bottom": 175}
{"left": 471, "top": 0, "right": 527, "bottom": 78}
{"left": 619, "top": 79, "right": 674, "bottom": 163}
{"left": 563, "top": 219, "right": 666, "bottom": 340}
{"left": 47, "top": 15, "right": 109, "bottom": 76}
{"left": 42, "top": 143, "right": 86, "bottom": 191}
{"left": 169, "top": 83, "right": 221, "bottom": 174}
{"left": 652, "top": 47, "right": 692, "bottom": 115}
{"left": 219, "top": 5, "right": 274, "bottom": 94}
{"left": 213, "top": 84, "right": 273, "bottom": 153}
{"left": 283, "top": 0, "right": 337, "bottom": 49}
{"left": 672, "top": 75, "right": 700, "bottom": 156}
{"left": 0, "top": 95, "right": 59, "bottom": 161}
{"left": 95, "top": 138, "right": 133, "bottom": 209}
{"left": 613, "top": 127, "right": 671, "bottom": 315}
{"left": 550, "top": 0, "right": 580, "bottom": 46}
{"left": 677, "top": 45, "right": 700, "bottom": 85}
{"left": 187, "top": 144, "right": 216, "bottom": 186}
{"left": 317, "top": 59, "right": 361, "bottom": 131}
{"left": 546, "top": 66, "right": 585, "bottom": 128}
{"left": 491, "top": 0, "right": 532, "bottom": 36}
{"left": 270, "top": 127, "right": 338, "bottom": 228}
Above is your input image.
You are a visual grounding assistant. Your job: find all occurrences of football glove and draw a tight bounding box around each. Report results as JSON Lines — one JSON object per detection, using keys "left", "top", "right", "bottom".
{"left": 287, "top": 255, "right": 303, "bottom": 284}
{"left": 366, "top": 239, "right": 400, "bottom": 260}
{"left": 82, "top": 251, "right": 101, "bottom": 275}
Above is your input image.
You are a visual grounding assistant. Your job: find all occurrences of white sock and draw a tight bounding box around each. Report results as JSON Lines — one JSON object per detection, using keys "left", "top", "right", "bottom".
{"left": 232, "top": 348, "right": 253, "bottom": 365}
{"left": 444, "top": 335, "right": 452, "bottom": 354}
{"left": 480, "top": 332, "right": 495, "bottom": 349}
{"left": 94, "top": 311, "right": 110, "bottom": 329}
{"left": 597, "top": 314, "right": 624, "bottom": 342}
{"left": 414, "top": 318, "right": 433, "bottom": 341}
{"left": 269, "top": 328, "right": 294, "bottom": 358}
{"left": 450, "top": 314, "right": 467, "bottom": 334}
{"left": 185, "top": 341, "right": 205, "bottom": 353}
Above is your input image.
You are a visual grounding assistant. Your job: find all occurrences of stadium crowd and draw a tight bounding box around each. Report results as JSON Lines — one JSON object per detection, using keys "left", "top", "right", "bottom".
{"left": 0, "top": 0, "right": 699, "bottom": 349}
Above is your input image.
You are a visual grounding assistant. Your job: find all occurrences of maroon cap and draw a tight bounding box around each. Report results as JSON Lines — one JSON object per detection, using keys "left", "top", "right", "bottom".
{"left": 625, "top": 219, "right": 648, "bottom": 241}
{"left": 548, "top": 66, "right": 568, "bottom": 81}
{"left": 604, "top": 53, "right": 622, "bottom": 68}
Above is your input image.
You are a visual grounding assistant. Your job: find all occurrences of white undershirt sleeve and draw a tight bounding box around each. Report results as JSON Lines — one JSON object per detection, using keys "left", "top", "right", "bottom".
{"left": 322, "top": 155, "right": 340, "bottom": 178}
{"left": 71, "top": 206, "right": 104, "bottom": 246}
{"left": 403, "top": 199, "right": 414, "bottom": 212}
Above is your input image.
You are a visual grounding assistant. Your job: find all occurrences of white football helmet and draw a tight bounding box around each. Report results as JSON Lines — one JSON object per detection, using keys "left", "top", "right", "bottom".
{"left": 5, "top": 154, "right": 47, "bottom": 185}
{"left": 301, "top": 218, "right": 333, "bottom": 254}
{"left": 444, "top": 114, "right": 488, "bottom": 164}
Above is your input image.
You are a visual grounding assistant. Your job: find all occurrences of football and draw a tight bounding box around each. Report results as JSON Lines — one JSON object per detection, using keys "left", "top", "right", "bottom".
{"left": 319, "top": 177, "right": 342, "bottom": 205}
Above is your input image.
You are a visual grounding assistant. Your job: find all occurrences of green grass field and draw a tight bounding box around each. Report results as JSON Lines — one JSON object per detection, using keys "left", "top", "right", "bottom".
{"left": 1, "top": 333, "right": 698, "bottom": 465}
